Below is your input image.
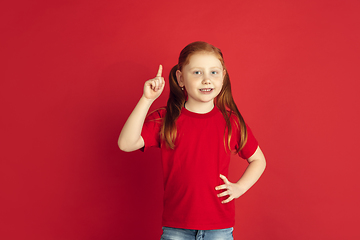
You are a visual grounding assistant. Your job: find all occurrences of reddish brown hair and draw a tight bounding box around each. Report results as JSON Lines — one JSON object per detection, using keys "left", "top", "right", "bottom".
{"left": 161, "top": 41, "right": 247, "bottom": 153}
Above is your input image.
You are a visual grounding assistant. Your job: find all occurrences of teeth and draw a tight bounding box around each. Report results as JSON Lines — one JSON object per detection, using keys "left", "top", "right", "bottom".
{"left": 200, "top": 89, "right": 212, "bottom": 92}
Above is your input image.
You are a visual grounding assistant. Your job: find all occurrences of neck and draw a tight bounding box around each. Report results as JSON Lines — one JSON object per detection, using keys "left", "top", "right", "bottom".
{"left": 184, "top": 100, "right": 214, "bottom": 114}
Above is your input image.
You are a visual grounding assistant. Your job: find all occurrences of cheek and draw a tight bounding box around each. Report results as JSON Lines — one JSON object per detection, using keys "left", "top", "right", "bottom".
{"left": 184, "top": 76, "right": 198, "bottom": 85}
{"left": 217, "top": 77, "right": 224, "bottom": 86}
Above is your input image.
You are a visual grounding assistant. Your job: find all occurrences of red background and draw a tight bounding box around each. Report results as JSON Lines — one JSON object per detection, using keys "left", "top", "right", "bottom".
{"left": 1, "top": 0, "right": 360, "bottom": 239}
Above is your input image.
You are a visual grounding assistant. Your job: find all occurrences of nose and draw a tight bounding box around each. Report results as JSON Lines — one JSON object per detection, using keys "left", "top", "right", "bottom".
{"left": 202, "top": 79, "right": 211, "bottom": 85}
{"left": 202, "top": 73, "right": 211, "bottom": 84}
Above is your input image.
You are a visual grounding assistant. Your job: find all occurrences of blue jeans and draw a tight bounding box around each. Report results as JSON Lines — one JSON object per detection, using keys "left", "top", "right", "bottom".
{"left": 160, "top": 227, "right": 234, "bottom": 240}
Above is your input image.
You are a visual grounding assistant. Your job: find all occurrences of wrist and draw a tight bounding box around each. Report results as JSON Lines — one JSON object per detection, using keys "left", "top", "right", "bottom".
{"left": 140, "top": 95, "right": 156, "bottom": 104}
{"left": 235, "top": 181, "right": 250, "bottom": 194}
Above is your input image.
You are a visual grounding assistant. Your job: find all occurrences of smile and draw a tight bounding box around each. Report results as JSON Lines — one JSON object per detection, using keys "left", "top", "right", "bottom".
{"left": 199, "top": 88, "right": 213, "bottom": 92}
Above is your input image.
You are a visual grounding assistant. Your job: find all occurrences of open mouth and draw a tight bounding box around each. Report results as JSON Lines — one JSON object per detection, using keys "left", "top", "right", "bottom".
{"left": 199, "top": 88, "right": 213, "bottom": 92}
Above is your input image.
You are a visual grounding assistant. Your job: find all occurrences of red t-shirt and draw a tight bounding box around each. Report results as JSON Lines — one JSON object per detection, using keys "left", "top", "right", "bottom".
{"left": 141, "top": 106, "right": 258, "bottom": 230}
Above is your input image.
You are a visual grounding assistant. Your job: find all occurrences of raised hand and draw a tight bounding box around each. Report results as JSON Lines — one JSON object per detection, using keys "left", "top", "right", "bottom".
{"left": 143, "top": 65, "right": 165, "bottom": 101}
{"left": 215, "top": 174, "right": 246, "bottom": 204}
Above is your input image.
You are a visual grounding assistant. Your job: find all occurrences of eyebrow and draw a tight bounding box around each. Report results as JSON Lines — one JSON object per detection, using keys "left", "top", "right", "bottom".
{"left": 189, "top": 66, "right": 222, "bottom": 70}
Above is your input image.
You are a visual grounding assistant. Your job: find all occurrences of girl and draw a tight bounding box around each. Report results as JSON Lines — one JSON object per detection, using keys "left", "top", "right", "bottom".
{"left": 118, "top": 41, "right": 266, "bottom": 240}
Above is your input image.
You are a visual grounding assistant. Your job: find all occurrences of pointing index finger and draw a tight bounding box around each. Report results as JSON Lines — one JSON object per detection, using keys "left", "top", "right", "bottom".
{"left": 156, "top": 64, "right": 163, "bottom": 77}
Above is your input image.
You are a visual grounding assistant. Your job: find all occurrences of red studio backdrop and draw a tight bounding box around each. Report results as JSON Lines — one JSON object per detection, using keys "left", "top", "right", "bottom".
{"left": 1, "top": 0, "right": 360, "bottom": 239}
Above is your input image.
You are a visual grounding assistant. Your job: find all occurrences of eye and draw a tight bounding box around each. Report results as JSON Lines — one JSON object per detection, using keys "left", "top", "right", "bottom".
{"left": 193, "top": 71, "right": 201, "bottom": 75}
{"left": 211, "top": 71, "right": 218, "bottom": 74}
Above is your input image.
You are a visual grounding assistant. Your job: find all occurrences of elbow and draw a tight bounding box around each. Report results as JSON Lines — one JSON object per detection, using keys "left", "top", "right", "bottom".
{"left": 263, "top": 158, "right": 267, "bottom": 171}
{"left": 259, "top": 153, "right": 266, "bottom": 169}
{"left": 118, "top": 137, "right": 140, "bottom": 152}
{"left": 248, "top": 155, "right": 266, "bottom": 173}
{"left": 118, "top": 143, "right": 131, "bottom": 152}
{"left": 118, "top": 138, "right": 130, "bottom": 152}
{"left": 261, "top": 155, "right": 267, "bottom": 173}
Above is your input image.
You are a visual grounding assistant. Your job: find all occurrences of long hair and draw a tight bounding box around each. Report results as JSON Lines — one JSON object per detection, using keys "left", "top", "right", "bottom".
{"left": 161, "top": 41, "right": 248, "bottom": 153}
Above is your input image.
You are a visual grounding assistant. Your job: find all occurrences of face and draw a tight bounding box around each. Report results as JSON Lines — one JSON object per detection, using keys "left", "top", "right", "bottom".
{"left": 176, "top": 52, "right": 225, "bottom": 108}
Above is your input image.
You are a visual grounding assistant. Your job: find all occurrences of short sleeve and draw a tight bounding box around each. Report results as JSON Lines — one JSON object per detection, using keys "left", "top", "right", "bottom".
{"left": 140, "top": 108, "right": 165, "bottom": 152}
{"left": 238, "top": 124, "right": 259, "bottom": 159}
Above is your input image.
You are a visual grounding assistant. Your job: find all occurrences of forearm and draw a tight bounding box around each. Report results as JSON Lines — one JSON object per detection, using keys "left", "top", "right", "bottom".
{"left": 118, "top": 95, "right": 154, "bottom": 152}
{"left": 236, "top": 158, "right": 266, "bottom": 193}
{"left": 216, "top": 149, "right": 266, "bottom": 203}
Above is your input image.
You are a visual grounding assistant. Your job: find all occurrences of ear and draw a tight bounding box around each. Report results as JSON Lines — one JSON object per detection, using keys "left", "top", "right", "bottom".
{"left": 176, "top": 70, "right": 184, "bottom": 87}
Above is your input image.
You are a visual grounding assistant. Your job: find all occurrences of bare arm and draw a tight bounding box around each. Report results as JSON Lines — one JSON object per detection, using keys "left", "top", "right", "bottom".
{"left": 216, "top": 146, "right": 266, "bottom": 203}
{"left": 118, "top": 65, "right": 165, "bottom": 152}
